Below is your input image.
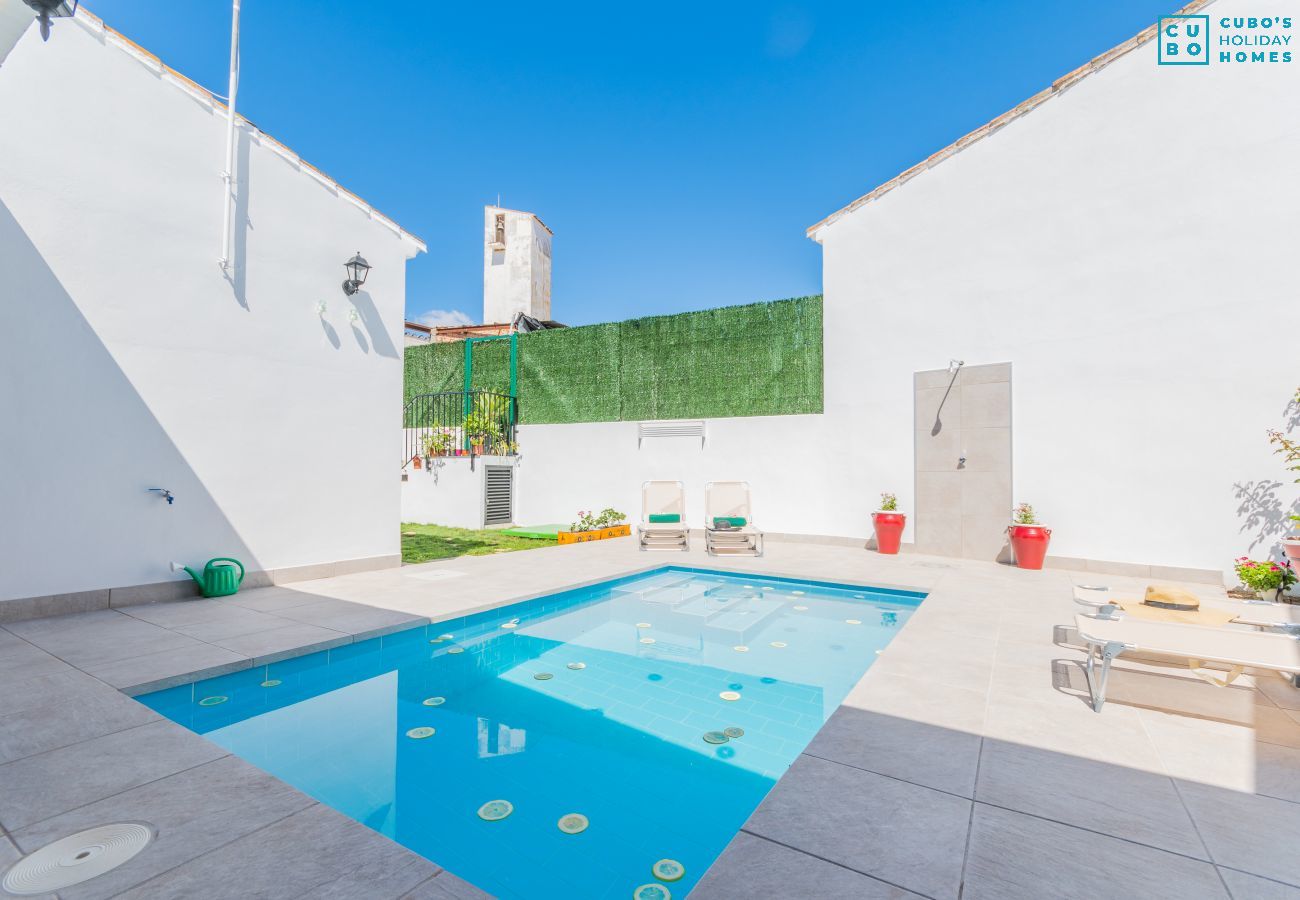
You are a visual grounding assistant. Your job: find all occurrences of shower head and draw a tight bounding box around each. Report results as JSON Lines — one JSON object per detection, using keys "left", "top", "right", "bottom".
{"left": 948, "top": 359, "right": 965, "bottom": 373}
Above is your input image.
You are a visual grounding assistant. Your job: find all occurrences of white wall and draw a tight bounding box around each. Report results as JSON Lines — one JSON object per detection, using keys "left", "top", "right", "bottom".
{"left": 812, "top": 0, "right": 1299, "bottom": 576}
{"left": 513, "top": 417, "right": 835, "bottom": 534}
{"left": 403, "top": 457, "right": 520, "bottom": 529}
{"left": 483, "top": 206, "right": 552, "bottom": 324}
{"left": 0, "top": 9, "right": 423, "bottom": 602}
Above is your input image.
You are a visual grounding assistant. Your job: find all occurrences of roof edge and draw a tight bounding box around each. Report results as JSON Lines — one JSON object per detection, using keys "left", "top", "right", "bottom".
{"left": 73, "top": 7, "right": 426, "bottom": 253}
{"left": 805, "top": 0, "right": 1217, "bottom": 242}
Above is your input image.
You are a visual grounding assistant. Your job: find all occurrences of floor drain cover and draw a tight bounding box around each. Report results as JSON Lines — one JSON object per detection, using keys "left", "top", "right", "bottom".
{"left": 2, "top": 823, "right": 153, "bottom": 896}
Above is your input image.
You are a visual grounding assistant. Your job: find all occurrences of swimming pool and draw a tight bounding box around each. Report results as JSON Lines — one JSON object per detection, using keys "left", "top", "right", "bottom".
{"left": 141, "top": 566, "right": 923, "bottom": 898}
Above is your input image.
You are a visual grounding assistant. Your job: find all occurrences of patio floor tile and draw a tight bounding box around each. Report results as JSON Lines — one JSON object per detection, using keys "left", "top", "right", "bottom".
{"left": 742, "top": 754, "right": 970, "bottom": 899}
{"left": 80, "top": 643, "right": 252, "bottom": 694}
{"left": 0, "top": 720, "right": 227, "bottom": 830}
{"left": 206, "top": 622, "right": 352, "bottom": 665}
{"left": 974, "top": 738, "right": 1208, "bottom": 858}
{"left": 114, "top": 802, "right": 437, "bottom": 900}
{"left": 0, "top": 670, "right": 160, "bottom": 765}
{"left": 803, "top": 705, "right": 981, "bottom": 797}
{"left": 0, "top": 629, "right": 74, "bottom": 683}
{"left": 272, "top": 599, "right": 428, "bottom": 637}
{"left": 4, "top": 610, "right": 197, "bottom": 669}
{"left": 1216, "top": 868, "right": 1300, "bottom": 899}
{"left": 400, "top": 870, "right": 493, "bottom": 899}
{"left": 1177, "top": 781, "right": 1300, "bottom": 888}
{"left": 962, "top": 804, "right": 1228, "bottom": 900}
{"left": 10, "top": 755, "right": 316, "bottom": 900}
{"left": 693, "top": 831, "right": 925, "bottom": 899}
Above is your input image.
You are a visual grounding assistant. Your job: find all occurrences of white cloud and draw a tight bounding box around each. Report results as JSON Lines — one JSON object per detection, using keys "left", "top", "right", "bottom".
{"left": 414, "top": 308, "right": 475, "bottom": 328}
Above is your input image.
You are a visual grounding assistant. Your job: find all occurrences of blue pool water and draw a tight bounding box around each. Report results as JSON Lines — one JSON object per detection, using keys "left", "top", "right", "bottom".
{"left": 141, "top": 567, "right": 923, "bottom": 898}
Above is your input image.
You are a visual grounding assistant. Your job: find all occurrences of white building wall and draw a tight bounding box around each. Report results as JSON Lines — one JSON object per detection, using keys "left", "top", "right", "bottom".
{"left": 483, "top": 206, "right": 552, "bottom": 324}
{"left": 0, "top": 10, "right": 423, "bottom": 604}
{"left": 513, "top": 417, "right": 835, "bottom": 535}
{"left": 813, "top": 0, "right": 1299, "bottom": 578}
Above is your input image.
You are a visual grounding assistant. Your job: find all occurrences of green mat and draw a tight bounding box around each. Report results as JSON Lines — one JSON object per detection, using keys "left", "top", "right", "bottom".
{"left": 500, "top": 523, "right": 566, "bottom": 539}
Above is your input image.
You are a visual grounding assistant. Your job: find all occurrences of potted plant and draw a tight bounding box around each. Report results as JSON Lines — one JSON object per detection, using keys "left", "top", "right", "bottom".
{"left": 462, "top": 410, "right": 501, "bottom": 456}
{"left": 557, "top": 508, "right": 631, "bottom": 544}
{"left": 423, "top": 430, "right": 453, "bottom": 459}
{"left": 871, "top": 492, "right": 905, "bottom": 555}
{"left": 1234, "top": 556, "right": 1296, "bottom": 601}
{"left": 1008, "top": 502, "right": 1052, "bottom": 570}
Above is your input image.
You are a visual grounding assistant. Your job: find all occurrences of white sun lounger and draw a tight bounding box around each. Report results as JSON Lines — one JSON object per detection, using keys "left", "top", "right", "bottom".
{"left": 1072, "top": 584, "right": 1300, "bottom": 634}
{"left": 1074, "top": 612, "right": 1300, "bottom": 712}
{"left": 638, "top": 480, "right": 689, "bottom": 552}
{"left": 704, "top": 481, "right": 763, "bottom": 557}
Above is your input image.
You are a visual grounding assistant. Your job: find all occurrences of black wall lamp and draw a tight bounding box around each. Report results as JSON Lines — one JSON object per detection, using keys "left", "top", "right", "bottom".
{"left": 22, "top": 0, "right": 78, "bottom": 41}
{"left": 342, "top": 252, "right": 371, "bottom": 296}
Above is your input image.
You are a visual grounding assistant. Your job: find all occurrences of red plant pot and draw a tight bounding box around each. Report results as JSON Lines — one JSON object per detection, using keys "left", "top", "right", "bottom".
{"left": 1282, "top": 539, "right": 1300, "bottom": 567}
{"left": 1008, "top": 524, "right": 1052, "bottom": 570}
{"left": 872, "top": 512, "right": 906, "bottom": 555}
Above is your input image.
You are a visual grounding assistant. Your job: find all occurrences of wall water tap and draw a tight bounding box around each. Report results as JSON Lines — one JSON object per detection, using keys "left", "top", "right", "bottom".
{"left": 149, "top": 488, "right": 175, "bottom": 505}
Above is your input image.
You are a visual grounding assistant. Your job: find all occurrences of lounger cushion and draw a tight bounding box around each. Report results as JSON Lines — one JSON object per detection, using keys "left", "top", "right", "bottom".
{"left": 648, "top": 513, "right": 681, "bottom": 523}
{"left": 712, "top": 517, "right": 747, "bottom": 528}
{"left": 640, "top": 523, "right": 687, "bottom": 534}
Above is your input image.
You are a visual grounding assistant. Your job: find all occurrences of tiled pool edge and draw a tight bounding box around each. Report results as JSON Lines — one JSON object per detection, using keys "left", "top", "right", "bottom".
{"left": 116, "top": 559, "right": 928, "bottom": 695}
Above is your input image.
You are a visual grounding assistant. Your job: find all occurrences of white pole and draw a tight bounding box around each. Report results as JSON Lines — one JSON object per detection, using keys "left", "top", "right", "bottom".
{"left": 219, "top": 0, "right": 241, "bottom": 270}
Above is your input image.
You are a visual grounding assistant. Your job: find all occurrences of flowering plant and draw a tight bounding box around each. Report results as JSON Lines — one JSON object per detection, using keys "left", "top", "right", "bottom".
{"left": 570, "top": 508, "right": 626, "bottom": 532}
{"left": 1234, "top": 557, "right": 1295, "bottom": 593}
{"left": 1012, "top": 503, "right": 1038, "bottom": 525}
{"left": 879, "top": 492, "right": 898, "bottom": 512}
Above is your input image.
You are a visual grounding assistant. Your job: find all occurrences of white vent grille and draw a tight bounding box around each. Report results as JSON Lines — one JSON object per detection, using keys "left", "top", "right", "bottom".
{"left": 484, "top": 466, "right": 513, "bottom": 526}
{"left": 637, "top": 420, "right": 706, "bottom": 449}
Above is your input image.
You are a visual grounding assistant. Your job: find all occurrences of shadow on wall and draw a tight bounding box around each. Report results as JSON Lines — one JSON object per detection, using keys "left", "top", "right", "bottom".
{"left": 221, "top": 128, "right": 253, "bottom": 311}
{"left": 349, "top": 289, "right": 398, "bottom": 359}
{"left": 1235, "top": 390, "right": 1300, "bottom": 557}
{"left": 1233, "top": 480, "right": 1296, "bottom": 556}
{"left": 0, "top": 195, "right": 259, "bottom": 601}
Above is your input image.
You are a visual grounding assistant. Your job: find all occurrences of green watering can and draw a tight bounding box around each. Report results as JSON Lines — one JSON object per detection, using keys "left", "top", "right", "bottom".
{"left": 173, "top": 558, "right": 245, "bottom": 598}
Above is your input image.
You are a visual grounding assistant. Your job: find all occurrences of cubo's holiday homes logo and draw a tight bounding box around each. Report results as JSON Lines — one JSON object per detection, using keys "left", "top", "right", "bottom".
{"left": 1158, "top": 14, "right": 1294, "bottom": 66}
{"left": 1158, "top": 15, "right": 1209, "bottom": 64}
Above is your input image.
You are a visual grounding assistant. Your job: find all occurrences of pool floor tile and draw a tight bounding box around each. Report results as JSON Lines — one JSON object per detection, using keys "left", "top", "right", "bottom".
{"left": 742, "top": 754, "right": 970, "bottom": 899}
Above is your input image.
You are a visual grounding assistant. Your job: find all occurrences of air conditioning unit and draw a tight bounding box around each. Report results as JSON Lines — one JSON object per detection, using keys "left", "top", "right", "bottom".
{"left": 638, "top": 420, "right": 706, "bottom": 449}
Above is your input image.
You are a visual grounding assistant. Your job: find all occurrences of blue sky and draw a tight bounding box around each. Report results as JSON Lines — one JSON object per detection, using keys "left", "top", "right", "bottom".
{"left": 87, "top": 1, "right": 1180, "bottom": 327}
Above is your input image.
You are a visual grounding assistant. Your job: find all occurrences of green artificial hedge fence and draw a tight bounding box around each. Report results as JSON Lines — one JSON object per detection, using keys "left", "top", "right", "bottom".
{"left": 402, "top": 295, "right": 823, "bottom": 424}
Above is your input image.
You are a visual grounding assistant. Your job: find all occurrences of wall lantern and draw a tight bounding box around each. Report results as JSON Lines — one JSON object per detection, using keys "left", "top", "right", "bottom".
{"left": 23, "top": 0, "right": 78, "bottom": 42}
{"left": 342, "top": 252, "right": 371, "bottom": 296}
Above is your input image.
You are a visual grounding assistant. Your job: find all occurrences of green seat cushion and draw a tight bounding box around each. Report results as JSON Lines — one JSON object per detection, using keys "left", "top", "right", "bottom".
{"left": 712, "top": 516, "right": 747, "bottom": 527}
{"left": 648, "top": 513, "right": 681, "bottom": 523}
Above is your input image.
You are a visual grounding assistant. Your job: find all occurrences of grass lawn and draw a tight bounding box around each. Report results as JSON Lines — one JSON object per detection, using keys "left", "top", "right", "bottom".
{"left": 401, "top": 523, "right": 557, "bottom": 564}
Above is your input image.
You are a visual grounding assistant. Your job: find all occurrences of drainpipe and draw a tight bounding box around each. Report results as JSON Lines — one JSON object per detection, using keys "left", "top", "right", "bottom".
{"left": 218, "top": 0, "right": 241, "bottom": 272}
